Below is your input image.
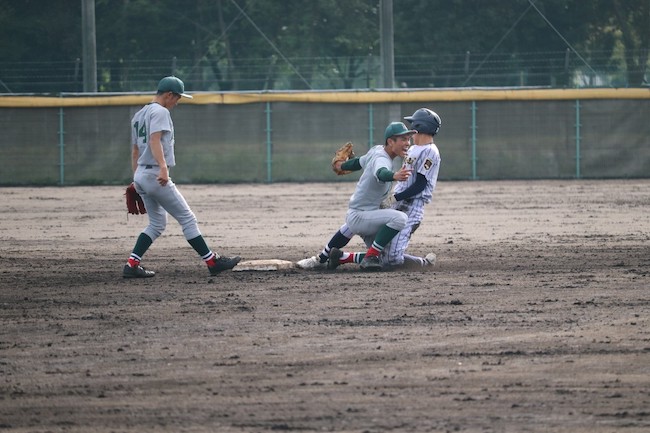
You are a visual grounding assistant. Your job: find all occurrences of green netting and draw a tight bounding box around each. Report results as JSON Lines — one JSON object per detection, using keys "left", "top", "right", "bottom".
{"left": 0, "top": 98, "right": 648, "bottom": 185}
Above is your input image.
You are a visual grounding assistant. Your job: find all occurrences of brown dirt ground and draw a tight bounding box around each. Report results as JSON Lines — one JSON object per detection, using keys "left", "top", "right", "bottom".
{"left": 1, "top": 180, "right": 649, "bottom": 433}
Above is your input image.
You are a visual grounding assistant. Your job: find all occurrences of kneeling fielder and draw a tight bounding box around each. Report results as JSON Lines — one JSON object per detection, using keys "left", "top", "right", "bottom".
{"left": 297, "top": 108, "right": 442, "bottom": 271}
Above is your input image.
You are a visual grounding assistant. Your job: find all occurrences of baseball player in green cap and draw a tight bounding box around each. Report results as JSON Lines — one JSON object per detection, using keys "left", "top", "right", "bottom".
{"left": 123, "top": 76, "right": 241, "bottom": 278}
{"left": 298, "top": 110, "right": 441, "bottom": 271}
{"left": 325, "top": 121, "right": 415, "bottom": 271}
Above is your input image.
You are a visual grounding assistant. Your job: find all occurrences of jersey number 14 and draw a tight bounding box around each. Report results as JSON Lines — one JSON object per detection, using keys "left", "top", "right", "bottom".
{"left": 134, "top": 121, "right": 147, "bottom": 143}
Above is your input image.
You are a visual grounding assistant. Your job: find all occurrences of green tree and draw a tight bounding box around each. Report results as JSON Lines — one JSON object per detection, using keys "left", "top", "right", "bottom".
{"left": 0, "top": 0, "right": 82, "bottom": 92}
{"left": 198, "top": 0, "right": 379, "bottom": 90}
{"left": 594, "top": 0, "right": 649, "bottom": 86}
{"left": 393, "top": 0, "right": 648, "bottom": 88}
{"left": 0, "top": 0, "right": 647, "bottom": 92}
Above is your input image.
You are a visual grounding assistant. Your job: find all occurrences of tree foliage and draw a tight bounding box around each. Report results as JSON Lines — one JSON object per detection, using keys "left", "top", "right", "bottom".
{"left": 0, "top": 0, "right": 647, "bottom": 93}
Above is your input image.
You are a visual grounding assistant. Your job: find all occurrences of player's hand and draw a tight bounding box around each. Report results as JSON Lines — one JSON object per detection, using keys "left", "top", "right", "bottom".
{"left": 393, "top": 167, "right": 412, "bottom": 181}
{"left": 157, "top": 166, "right": 169, "bottom": 186}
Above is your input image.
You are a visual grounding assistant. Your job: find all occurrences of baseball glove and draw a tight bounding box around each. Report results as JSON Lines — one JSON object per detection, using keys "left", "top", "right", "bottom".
{"left": 125, "top": 183, "right": 146, "bottom": 215}
{"left": 380, "top": 194, "right": 397, "bottom": 209}
{"left": 331, "top": 142, "right": 355, "bottom": 175}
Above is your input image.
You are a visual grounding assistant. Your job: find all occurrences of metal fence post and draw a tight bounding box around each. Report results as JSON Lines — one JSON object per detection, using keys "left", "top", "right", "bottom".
{"left": 368, "top": 103, "right": 374, "bottom": 149}
{"left": 265, "top": 101, "right": 273, "bottom": 183}
{"left": 58, "top": 106, "right": 65, "bottom": 185}
{"left": 471, "top": 100, "right": 478, "bottom": 180}
{"left": 575, "top": 99, "right": 581, "bottom": 179}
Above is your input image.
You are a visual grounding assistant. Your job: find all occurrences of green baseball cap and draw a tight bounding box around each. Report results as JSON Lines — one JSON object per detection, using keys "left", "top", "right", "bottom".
{"left": 384, "top": 122, "right": 416, "bottom": 141}
{"left": 157, "top": 76, "right": 193, "bottom": 99}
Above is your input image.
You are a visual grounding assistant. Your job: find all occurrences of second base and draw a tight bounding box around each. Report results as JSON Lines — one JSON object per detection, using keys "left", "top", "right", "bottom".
{"left": 232, "top": 259, "right": 295, "bottom": 272}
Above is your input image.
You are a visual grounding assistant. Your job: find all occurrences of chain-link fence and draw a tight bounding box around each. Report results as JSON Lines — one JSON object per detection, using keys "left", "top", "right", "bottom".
{"left": 0, "top": 88, "right": 648, "bottom": 185}
{"left": 1, "top": 50, "right": 648, "bottom": 93}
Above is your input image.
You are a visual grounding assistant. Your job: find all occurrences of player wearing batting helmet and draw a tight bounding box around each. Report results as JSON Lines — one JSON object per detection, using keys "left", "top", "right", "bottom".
{"left": 297, "top": 108, "right": 441, "bottom": 270}
{"left": 382, "top": 108, "right": 441, "bottom": 267}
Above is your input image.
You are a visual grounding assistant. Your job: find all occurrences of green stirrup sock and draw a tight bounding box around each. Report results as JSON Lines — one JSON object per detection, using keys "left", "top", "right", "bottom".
{"left": 373, "top": 225, "right": 400, "bottom": 249}
{"left": 187, "top": 235, "right": 212, "bottom": 258}
{"left": 132, "top": 233, "right": 153, "bottom": 258}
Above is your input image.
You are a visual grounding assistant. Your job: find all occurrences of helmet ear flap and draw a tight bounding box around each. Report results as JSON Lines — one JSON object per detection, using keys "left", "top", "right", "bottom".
{"left": 431, "top": 122, "right": 440, "bottom": 135}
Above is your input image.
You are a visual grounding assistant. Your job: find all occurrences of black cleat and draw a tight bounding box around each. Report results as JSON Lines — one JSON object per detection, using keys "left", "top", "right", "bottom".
{"left": 209, "top": 256, "right": 241, "bottom": 275}
{"left": 123, "top": 264, "right": 155, "bottom": 278}
{"left": 360, "top": 255, "right": 382, "bottom": 271}
{"left": 327, "top": 247, "right": 343, "bottom": 270}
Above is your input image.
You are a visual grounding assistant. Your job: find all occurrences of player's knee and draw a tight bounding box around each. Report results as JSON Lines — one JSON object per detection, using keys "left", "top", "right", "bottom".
{"left": 144, "top": 224, "right": 165, "bottom": 242}
{"left": 175, "top": 211, "right": 198, "bottom": 239}
{"left": 387, "top": 211, "right": 408, "bottom": 232}
{"left": 182, "top": 221, "right": 201, "bottom": 241}
{"left": 339, "top": 224, "right": 354, "bottom": 238}
{"left": 145, "top": 212, "right": 167, "bottom": 241}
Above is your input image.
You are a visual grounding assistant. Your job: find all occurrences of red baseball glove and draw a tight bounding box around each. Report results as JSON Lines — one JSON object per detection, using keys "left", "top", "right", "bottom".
{"left": 125, "top": 183, "right": 146, "bottom": 215}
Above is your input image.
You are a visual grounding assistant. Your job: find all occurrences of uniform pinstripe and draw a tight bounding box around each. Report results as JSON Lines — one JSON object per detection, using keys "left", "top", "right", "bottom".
{"left": 384, "top": 142, "right": 440, "bottom": 266}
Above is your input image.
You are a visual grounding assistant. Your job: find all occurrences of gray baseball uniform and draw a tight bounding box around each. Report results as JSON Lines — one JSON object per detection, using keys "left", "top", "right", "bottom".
{"left": 131, "top": 102, "right": 201, "bottom": 242}
{"left": 346, "top": 145, "right": 407, "bottom": 241}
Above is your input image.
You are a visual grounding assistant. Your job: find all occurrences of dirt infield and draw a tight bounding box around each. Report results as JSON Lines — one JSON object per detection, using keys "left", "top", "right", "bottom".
{"left": 1, "top": 180, "right": 649, "bottom": 432}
